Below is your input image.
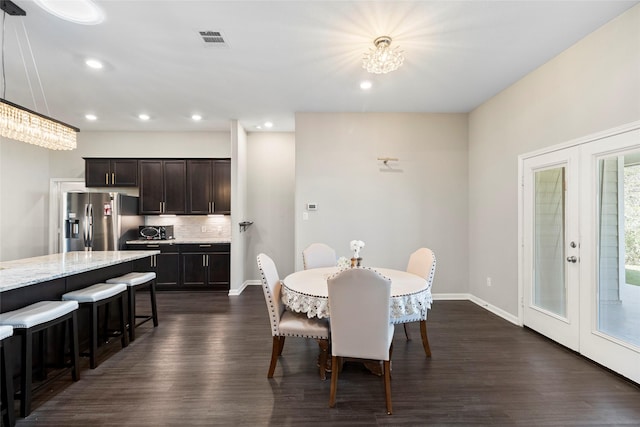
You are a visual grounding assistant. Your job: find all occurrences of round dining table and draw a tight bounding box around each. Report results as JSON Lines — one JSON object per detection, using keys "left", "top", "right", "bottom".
{"left": 281, "top": 267, "right": 432, "bottom": 324}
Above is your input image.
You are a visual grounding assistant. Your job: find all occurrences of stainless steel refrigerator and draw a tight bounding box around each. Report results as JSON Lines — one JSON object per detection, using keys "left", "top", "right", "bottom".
{"left": 61, "top": 192, "right": 143, "bottom": 252}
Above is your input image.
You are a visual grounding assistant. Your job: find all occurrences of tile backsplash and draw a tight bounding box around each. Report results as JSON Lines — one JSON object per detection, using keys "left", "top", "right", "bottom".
{"left": 144, "top": 216, "right": 231, "bottom": 239}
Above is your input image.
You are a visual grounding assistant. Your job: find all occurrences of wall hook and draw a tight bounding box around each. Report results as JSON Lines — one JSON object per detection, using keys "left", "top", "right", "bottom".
{"left": 377, "top": 157, "right": 399, "bottom": 165}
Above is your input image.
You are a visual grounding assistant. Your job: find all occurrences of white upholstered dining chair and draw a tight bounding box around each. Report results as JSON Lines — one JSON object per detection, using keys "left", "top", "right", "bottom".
{"left": 401, "top": 247, "right": 436, "bottom": 357}
{"left": 302, "top": 243, "right": 337, "bottom": 270}
{"left": 327, "top": 268, "right": 394, "bottom": 415}
{"left": 256, "top": 253, "right": 330, "bottom": 380}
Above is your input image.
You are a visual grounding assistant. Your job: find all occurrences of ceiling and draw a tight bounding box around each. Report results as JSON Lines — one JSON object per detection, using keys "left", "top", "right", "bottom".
{"left": 0, "top": 0, "right": 637, "bottom": 133}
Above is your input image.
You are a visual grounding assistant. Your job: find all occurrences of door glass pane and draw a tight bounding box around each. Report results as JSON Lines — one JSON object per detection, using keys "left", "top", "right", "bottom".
{"left": 533, "top": 167, "right": 566, "bottom": 317}
{"left": 598, "top": 154, "right": 640, "bottom": 348}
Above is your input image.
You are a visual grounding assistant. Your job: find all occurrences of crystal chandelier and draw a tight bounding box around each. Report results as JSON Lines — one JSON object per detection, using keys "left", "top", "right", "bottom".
{"left": 0, "top": 0, "right": 78, "bottom": 150}
{"left": 0, "top": 99, "right": 78, "bottom": 150}
{"left": 362, "top": 36, "right": 404, "bottom": 74}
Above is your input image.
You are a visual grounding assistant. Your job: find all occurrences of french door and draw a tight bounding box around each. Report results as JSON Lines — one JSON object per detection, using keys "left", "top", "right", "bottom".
{"left": 522, "top": 148, "right": 581, "bottom": 351}
{"left": 521, "top": 125, "right": 640, "bottom": 383}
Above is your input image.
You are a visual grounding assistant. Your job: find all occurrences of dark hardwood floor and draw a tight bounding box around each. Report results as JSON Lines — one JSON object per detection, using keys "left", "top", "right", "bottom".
{"left": 11, "top": 287, "right": 640, "bottom": 426}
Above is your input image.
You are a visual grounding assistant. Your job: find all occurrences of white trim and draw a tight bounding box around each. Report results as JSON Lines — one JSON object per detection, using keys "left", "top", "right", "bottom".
{"left": 228, "top": 279, "right": 261, "bottom": 296}
{"left": 519, "top": 120, "right": 640, "bottom": 161}
{"left": 433, "top": 293, "right": 521, "bottom": 326}
{"left": 432, "top": 293, "right": 471, "bottom": 300}
{"left": 48, "top": 178, "right": 86, "bottom": 254}
{"left": 468, "top": 294, "right": 521, "bottom": 326}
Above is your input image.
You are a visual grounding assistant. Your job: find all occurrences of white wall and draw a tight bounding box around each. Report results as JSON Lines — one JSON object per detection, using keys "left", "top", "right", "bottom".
{"left": 230, "top": 121, "right": 248, "bottom": 294}
{"left": 0, "top": 138, "right": 51, "bottom": 261}
{"left": 245, "top": 132, "right": 296, "bottom": 279}
{"left": 49, "top": 131, "right": 231, "bottom": 180}
{"left": 295, "top": 112, "right": 469, "bottom": 294}
{"left": 468, "top": 6, "right": 640, "bottom": 315}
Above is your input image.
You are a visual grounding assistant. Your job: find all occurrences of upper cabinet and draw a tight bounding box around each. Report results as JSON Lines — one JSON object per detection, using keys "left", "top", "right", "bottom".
{"left": 139, "top": 160, "right": 186, "bottom": 215}
{"left": 85, "top": 159, "right": 138, "bottom": 187}
{"left": 84, "top": 157, "right": 230, "bottom": 215}
{"left": 187, "top": 159, "right": 231, "bottom": 215}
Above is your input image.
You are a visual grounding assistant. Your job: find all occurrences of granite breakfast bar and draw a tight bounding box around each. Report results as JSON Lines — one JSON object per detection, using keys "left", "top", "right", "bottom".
{"left": 0, "top": 251, "right": 158, "bottom": 311}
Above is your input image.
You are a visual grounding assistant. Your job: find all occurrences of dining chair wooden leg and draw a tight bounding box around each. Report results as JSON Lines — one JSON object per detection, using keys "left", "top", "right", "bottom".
{"left": 383, "top": 359, "right": 392, "bottom": 415}
{"left": 329, "top": 356, "right": 339, "bottom": 408}
{"left": 267, "top": 336, "right": 280, "bottom": 378}
{"left": 278, "top": 336, "right": 286, "bottom": 356}
{"left": 419, "top": 320, "right": 432, "bottom": 357}
{"left": 316, "top": 338, "right": 329, "bottom": 381}
{"left": 403, "top": 323, "right": 411, "bottom": 340}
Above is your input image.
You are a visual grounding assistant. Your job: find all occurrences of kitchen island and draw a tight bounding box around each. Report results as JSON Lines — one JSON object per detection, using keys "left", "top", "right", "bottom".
{"left": 0, "top": 251, "right": 158, "bottom": 311}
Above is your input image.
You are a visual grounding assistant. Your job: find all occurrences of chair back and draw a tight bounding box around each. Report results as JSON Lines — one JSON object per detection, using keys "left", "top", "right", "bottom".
{"left": 327, "top": 268, "right": 393, "bottom": 361}
{"left": 257, "top": 253, "right": 285, "bottom": 336}
{"left": 406, "top": 248, "right": 436, "bottom": 290}
{"left": 302, "top": 243, "right": 337, "bottom": 269}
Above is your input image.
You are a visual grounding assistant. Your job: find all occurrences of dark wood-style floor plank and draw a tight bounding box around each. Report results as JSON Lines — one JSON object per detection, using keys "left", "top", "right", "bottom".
{"left": 11, "top": 287, "right": 640, "bottom": 426}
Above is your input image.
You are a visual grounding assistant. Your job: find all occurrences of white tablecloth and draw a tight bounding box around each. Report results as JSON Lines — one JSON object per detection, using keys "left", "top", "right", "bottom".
{"left": 281, "top": 267, "right": 432, "bottom": 323}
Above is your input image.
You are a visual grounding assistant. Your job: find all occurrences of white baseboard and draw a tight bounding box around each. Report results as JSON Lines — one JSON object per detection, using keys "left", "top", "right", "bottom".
{"left": 229, "top": 280, "right": 261, "bottom": 296}
{"left": 432, "top": 293, "right": 520, "bottom": 326}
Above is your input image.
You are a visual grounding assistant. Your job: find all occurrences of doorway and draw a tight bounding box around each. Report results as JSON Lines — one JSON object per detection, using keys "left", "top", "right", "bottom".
{"left": 48, "top": 179, "right": 86, "bottom": 254}
{"left": 520, "top": 123, "right": 640, "bottom": 383}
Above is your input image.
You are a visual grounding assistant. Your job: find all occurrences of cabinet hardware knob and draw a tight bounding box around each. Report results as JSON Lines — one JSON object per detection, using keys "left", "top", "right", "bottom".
{"left": 111, "top": 172, "right": 115, "bottom": 185}
{"left": 105, "top": 173, "right": 109, "bottom": 185}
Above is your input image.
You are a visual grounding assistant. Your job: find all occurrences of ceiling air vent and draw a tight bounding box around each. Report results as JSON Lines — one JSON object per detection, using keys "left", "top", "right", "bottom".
{"left": 199, "top": 31, "right": 229, "bottom": 48}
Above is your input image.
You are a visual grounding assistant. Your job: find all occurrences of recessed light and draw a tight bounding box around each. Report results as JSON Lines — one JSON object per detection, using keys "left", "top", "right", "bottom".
{"left": 85, "top": 59, "right": 103, "bottom": 69}
{"left": 85, "top": 114, "right": 97, "bottom": 121}
{"left": 34, "top": 0, "right": 105, "bottom": 25}
{"left": 360, "top": 81, "right": 372, "bottom": 90}
{"left": 138, "top": 114, "right": 150, "bottom": 121}
{"left": 191, "top": 114, "right": 202, "bottom": 121}
{"left": 264, "top": 122, "right": 273, "bottom": 128}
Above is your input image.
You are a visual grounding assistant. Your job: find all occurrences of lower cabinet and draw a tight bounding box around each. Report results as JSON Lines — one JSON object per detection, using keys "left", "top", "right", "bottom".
{"left": 181, "top": 244, "right": 230, "bottom": 291}
{"left": 127, "top": 243, "right": 230, "bottom": 291}
{"left": 129, "top": 244, "right": 180, "bottom": 288}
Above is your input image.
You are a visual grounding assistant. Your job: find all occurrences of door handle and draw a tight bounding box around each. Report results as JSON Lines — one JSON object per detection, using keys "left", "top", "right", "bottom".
{"left": 111, "top": 172, "right": 115, "bottom": 185}
{"left": 567, "top": 256, "right": 577, "bottom": 263}
{"left": 105, "top": 173, "right": 109, "bottom": 185}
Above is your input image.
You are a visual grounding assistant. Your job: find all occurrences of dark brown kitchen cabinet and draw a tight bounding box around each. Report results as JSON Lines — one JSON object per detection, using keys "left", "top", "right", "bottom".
{"left": 127, "top": 244, "right": 180, "bottom": 288}
{"left": 139, "top": 160, "right": 186, "bottom": 214}
{"left": 181, "top": 243, "right": 230, "bottom": 291}
{"left": 186, "top": 159, "right": 231, "bottom": 215}
{"left": 85, "top": 158, "right": 138, "bottom": 187}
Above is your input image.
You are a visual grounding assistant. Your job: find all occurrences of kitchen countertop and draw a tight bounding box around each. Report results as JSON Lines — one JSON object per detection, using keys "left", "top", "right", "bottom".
{"left": 0, "top": 251, "right": 158, "bottom": 293}
{"left": 126, "top": 238, "right": 231, "bottom": 245}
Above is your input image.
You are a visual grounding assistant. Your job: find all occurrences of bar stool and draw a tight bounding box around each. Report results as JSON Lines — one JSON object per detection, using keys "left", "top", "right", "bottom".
{"left": 0, "top": 301, "right": 79, "bottom": 418}
{"left": 1, "top": 325, "right": 15, "bottom": 427}
{"left": 106, "top": 272, "right": 158, "bottom": 342}
{"left": 62, "top": 283, "right": 129, "bottom": 369}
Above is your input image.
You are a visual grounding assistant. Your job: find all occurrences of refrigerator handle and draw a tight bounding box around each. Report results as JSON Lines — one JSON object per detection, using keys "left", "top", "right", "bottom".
{"left": 85, "top": 203, "right": 94, "bottom": 250}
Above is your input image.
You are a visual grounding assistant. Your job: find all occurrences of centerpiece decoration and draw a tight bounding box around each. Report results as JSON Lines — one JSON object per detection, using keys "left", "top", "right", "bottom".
{"left": 350, "top": 240, "right": 365, "bottom": 267}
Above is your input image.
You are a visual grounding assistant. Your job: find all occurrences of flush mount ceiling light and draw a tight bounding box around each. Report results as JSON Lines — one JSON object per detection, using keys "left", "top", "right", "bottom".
{"left": 34, "top": 0, "right": 104, "bottom": 25}
{"left": 363, "top": 36, "right": 404, "bottom": 74}
{"left": 0, "top": 0, "right": 78, "bottom": 150}
{"left": 85, "top": 59, "right": 103, "bottom": 69}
